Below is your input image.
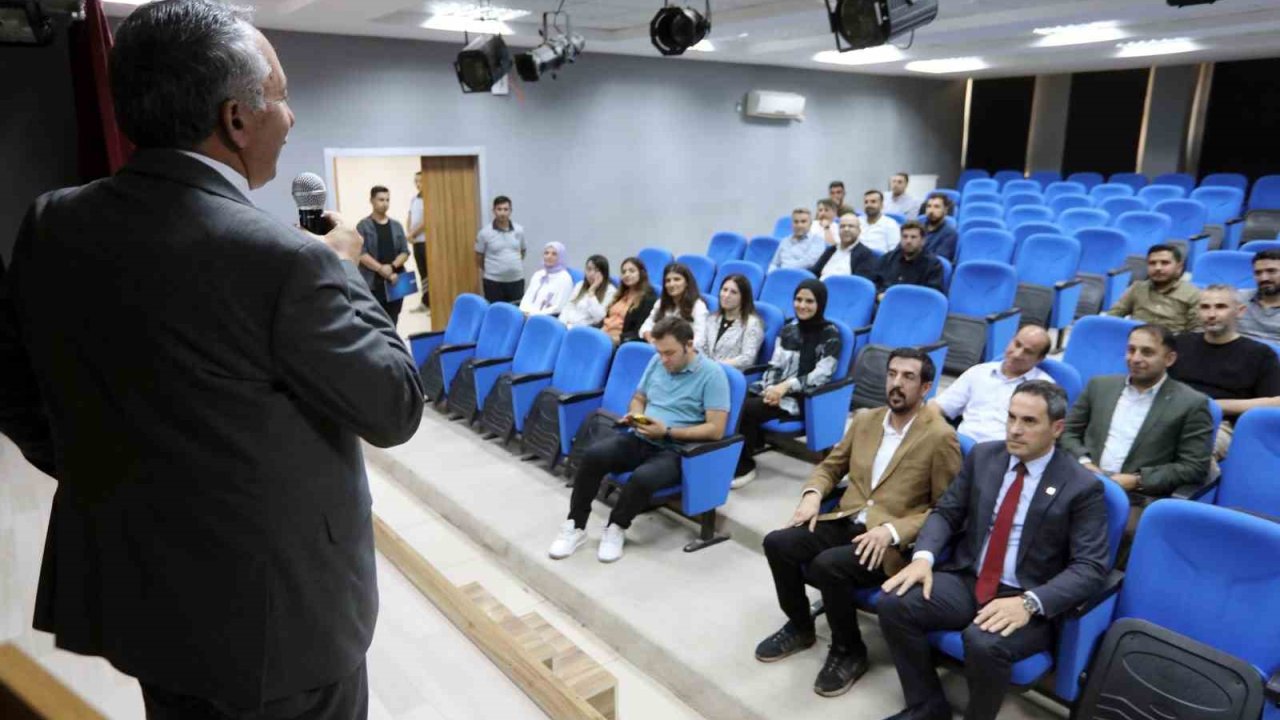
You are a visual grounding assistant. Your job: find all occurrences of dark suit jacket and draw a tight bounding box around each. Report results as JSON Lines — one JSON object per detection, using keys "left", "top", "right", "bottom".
{"left": 1059, "top": 374, "right": 1212, "bottom": 495}
{"left": 618, "top": 291, "right": 657, "bottom": 344}
{"left": 914, "top": 442, "right": 1109, "bottom": 619}
{"left": 808, "top": 242, "right": 880, "bottom": 283}
{"left": 0, "top": 150, "right": 424, "bottom": 707}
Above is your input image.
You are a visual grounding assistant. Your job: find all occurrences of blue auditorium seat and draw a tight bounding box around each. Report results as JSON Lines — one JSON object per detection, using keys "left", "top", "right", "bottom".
{"left": 711, "top": 260, "right": 765, "bottom": 300}
{"left": 759, "top": 320, "right": 856, "bottom": 453}
{"left": 1074, "top": 228, "right": 1132, "bottom": 318}
{"left": 1012, "top": 234, "right": 1082, "bottom": 334}
{"left": 1151, "top": 172, "right": 1196, "bottom": 194}
{"left": 1067, "top": 171, "right": 1105, "bottom": 191}
{"left": 850, "top": 285, "right": 949, "bottom": 409}
{"left": 1058, "top": 208, "right": 1110, "bottom": 237}
{"left": 1192, "top": 250, "right": 1256, "bottom": 290}
{"left": 1002, "top": 179, "right": 1041, "bottom": 197}
{"left": 959, "top": 202, "right": 1004, "bottom": 224}
{"left": 706, "top": 231, "right": 748, "bottom": 266}
{"left": 957, "top": 169, "right": 990, "bottom": 192}
{"left": 822, "top": 275, "right": 876, "bottom": 358}
{"left": 1153, "top": 198, "right": 1211, "bottom": 270}
{"left": 1214, "top": 408, "right": 1280, "bottom": 515}
{"left": 940, "top": 261, "right": 1021, "bottom": 375}
{"left": 744, "top": 236, "right": 781, "bottom": 274}
{"left": 1098, "top": 196, "right": 1146, "bottom": 224}
{"left": 1044, "top": 181, "right": 1087, "bottom": 204}
{"left": 516, "top": 326, "right": 614, "bottom": 466}
{"left": 676, "top": 253, "right": 717, "bottom": 293}
{"left": 1191, "top": 185, "right": 1247, "bottom": 250}
{"left": 758, "top": 268, "right": 814, "bottom": 320}
{"left": 992, "top": 169, "right": 1024, "bottom": 188}
{"left": 637, "top": 247, "right": 674, "bottom": 289}
{"left": 444, "top": 304, "right": 529, "bottom": 422}
{"left": 962, "top": 179, "right": 999, "bottom": 197}
{"left": 411, "top": 293, "right": 488, "bottom": 401}
{"left": 567, "top": 266, "right": 584, "bottom": 285}
{"left": 1062, "top": 316, "right": 1139, "bottom": 386}
{"left": 1138, "top": 184, "right": 1186, "bottom": 209}
{"left": 1089, "top": 182, "right": 1135, "bottom": 205}
{"left": 1037, "top": 358, "right": 1082, "bottom": 405}
{"left": 1113, "top": 211, "right": 1173, "bottom": 279}
{"left": 1006, "top": 204, "right": 1054, "bottom": 229}
{"left": 1240, "top": 174, "right": 1280, "bottom": 245}
{"left": 1049, "top": 193, "right": 1092, "bottom": 217}
{"left": 557, "top": 341, "right": 656, "bottom": 470}
{"left": 958, "top": 217, "right": 1007, "bottom": 233}
{"left": 437, "top": 301, "right": 523, "bottom": 408}
{"left": 1028, "top": 170, "right": 1062, "bottom": 189}
{"left": 1242, "top": 240, "right": 1280, "bottom": 254}
{"left": 1199, "top": 172, "right": 1249, "bottom": 192}
{"left": 963, "top": 191, "right": 1002, "bottom": 207}
{"left": 1003, "top": 192, "right": 1045, "bottom": 212}
{"left": 933, "top": 188, "right": 961, "bottom": 208}
{"left": 475, "top": 315, "right": 565, "bottom": 439}
{"left": 1013, "top": 221, "right": 1061, "bottom": 261}
{"left": 744, "top": 302, "right": 785, "bottom": 385}
{"left": 1109, "top": 172, "right": 1149, "bottom": 192}
{"left": 773, "top": 215, "right": 793, "bottom": 239}
{"left": 955, "top": 228, "right": 1015, "bottom": 266}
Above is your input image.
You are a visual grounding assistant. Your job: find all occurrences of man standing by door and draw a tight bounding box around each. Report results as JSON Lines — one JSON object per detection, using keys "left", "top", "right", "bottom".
{"left": 407, "top": 171, "right": 429, "bottom": 312}
{"left": 357, "top": 185, "right": 411, "bottom": 326}
{"left": 475, "top": 195, "right": 526, "bottom": 303}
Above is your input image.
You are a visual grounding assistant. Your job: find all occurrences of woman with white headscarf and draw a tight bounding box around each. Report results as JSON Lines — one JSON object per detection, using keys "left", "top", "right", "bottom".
{"left": 519, "top": 241, "right": 574, "bottom": 316}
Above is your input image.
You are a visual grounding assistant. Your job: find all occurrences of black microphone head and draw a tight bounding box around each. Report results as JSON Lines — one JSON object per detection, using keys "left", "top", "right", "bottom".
{"left": 291, "top": 172, "right": 327, "bottom": 210}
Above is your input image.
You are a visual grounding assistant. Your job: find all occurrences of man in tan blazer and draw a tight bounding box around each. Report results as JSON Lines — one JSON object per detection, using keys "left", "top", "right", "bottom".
{"left": 755, "top": 347, "right": 962, "bottom": 699}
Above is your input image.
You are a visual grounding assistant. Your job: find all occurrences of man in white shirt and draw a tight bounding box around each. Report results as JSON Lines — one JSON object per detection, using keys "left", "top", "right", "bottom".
{"left": 406, "top": 171, "right": 429, "bottom": 312}
{"left": 932, "top": 326, "right": 1054, "bottom": 443}
{"left": 814, "top": 198, "right": 839, "bottom": 246}
{"left": 885, "top": 172, "right": 919, "bottom": 218}
{"left": 860, "top": 190, "right": 901, "bottom": 255}
{"left": 755, "top": 349, "right": 961, "bottom": 698}
{"left": 810, "top": 213, "right": 879, "bottom": 283}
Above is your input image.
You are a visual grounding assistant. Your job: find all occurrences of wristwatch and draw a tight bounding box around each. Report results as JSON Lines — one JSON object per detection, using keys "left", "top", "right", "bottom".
{"left": 1021, "top": 593, "right": 1040, "bottom": 616}
{"left": 663, "top": 428, "right": 672, "bottom": 443}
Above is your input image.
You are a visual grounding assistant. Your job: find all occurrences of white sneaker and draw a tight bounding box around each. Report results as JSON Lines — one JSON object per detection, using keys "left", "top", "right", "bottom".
{"left": 597, "top": 523, "right": 626, "bottom": 563}
{"left": 731, "top": 469, "right": 757, "bottom": 489}
{"left": 548, "top": 520, "right": 587, "bottom": 559}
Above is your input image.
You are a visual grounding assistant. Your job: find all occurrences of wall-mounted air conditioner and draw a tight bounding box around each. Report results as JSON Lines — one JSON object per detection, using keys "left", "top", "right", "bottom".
{"left": 744, "top": 90, "right": 806, "bottom": 121}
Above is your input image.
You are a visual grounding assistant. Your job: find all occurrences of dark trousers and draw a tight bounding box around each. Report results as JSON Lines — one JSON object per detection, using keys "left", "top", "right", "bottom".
{"left": 411, "top": 243, "right": 429, "bottom": 306}
{"left": 735, "top": 394, "right": 795, "bottom": 474}
{"left": 568, "top": 433, "right": 681, "bottom": 530}
{"left": 142, "top": 661, "right": 368, "bottom": 720}
{"left": 763, "top": 521, "right": 887, "bottom": 655}
{"left": 877, "top": 572, "right": 1053, "bottom": 720}
{"left": 483, "top": 278, "right": 525, "bottom": 304}
{"left": 372, "top": 281, "right": 403, "bottom": 327}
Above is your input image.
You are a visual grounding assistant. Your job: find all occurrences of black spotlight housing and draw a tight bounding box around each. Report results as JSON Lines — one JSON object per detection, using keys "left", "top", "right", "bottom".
{"left": 515, "top": 11, "right": 585, "bottom": 82}
{"left": 649, "top": 0, "right": 711, "bottom": 57}
{"left": 454, "top": 33, "right": 513, "bottom": 93}
{"left": 825, "top": 0, "right": 937, "bottom": 52}
{"left": 0, "top": 0, "right": 55, "bottom": 46}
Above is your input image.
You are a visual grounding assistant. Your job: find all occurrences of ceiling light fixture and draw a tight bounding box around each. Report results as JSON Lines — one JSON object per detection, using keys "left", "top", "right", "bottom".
{"left": 1032, "top": 20, "right": 1125, "bottom": 47}
{"left": 904, "top": 56, "right": 987, "bottom": 74}
{"left": 649, "top": 0, "right": 711, "bottom": 56}
{"left": 813, "top": 44, "right": 904, "bottom": 65}
{"left": 1116, "top": 37, "right": 1198, "bottom": 57}
{"left": 423, "top": 3, "right": 528, "bottom": 34}
{"left": 825, "top": 0, "right": 938, "bottom": 53}
{"left": 514, "top": 11, "right": 585, "bottom": 81}
{"left": 454, "top": 33, "right": 512, "bottom": 92}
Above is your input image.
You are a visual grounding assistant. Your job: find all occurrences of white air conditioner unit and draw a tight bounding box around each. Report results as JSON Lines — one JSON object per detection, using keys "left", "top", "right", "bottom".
{"left": 744, "top": 90, "right": 806, "bottom": 121}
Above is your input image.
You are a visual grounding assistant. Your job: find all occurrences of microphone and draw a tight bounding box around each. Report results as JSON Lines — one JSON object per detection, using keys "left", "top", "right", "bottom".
{"left": 292, "top": 172, "right": 331, "bottom": 234}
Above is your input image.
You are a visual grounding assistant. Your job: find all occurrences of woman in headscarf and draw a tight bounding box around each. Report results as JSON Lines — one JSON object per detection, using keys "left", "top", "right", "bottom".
{"left": 519, "top": 241, "right": 575, "bottom": 316}
{"left": 733, "top": 279, "right": 842, "bottom": 487}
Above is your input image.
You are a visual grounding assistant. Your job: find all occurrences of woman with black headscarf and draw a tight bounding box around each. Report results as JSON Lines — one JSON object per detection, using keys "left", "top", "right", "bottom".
{"left": 733, "top": 279, "right": 842, "bottom": 486}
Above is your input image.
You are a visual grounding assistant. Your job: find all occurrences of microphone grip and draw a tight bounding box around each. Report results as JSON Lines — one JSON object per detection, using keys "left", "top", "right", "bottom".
{"left": 299, "top": 208, "right": 332, "bottom": 235}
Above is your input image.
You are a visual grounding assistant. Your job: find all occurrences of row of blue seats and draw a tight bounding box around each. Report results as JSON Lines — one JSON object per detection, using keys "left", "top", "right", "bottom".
{"left": 957, "top": 168, "right": 1267, "bottom": 196}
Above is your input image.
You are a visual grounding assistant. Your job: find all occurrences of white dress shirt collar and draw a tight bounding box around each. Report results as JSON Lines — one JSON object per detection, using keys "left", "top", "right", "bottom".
{"left": 1123, "top": 373, "right": 1167, "bottom": 398}
{"left": 177, "top": 150, "right": 253, "bottom": 203}
{"left": 1008, "top": 447, "right": 1054, "bottom": 478}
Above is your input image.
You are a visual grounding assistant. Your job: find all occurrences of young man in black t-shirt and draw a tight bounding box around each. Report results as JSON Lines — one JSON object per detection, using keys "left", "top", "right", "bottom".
{"left": 1169, "top": 284, "right": 1280, "bottom": 458}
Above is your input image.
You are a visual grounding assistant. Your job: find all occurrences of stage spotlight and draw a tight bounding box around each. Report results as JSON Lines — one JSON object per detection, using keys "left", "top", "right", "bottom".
{"left": 825, "top": 0, "right": 937, "bottom": 53}
{"left": 515, "top": 12, "right": 585, "bottom": 82}
{"left": 454, "top": 33, "right": 512, "bottom": 93}
{"left": 0, "top": 0, "right": 55, "bottom": 46}
{"left": 649, "top": 0, "right": 710, "bottom": 57}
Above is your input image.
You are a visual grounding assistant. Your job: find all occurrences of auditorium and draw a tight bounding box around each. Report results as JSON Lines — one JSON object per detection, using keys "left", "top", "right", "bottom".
{"left": 4, "top": 0, "right": 1280, "bottom": 718}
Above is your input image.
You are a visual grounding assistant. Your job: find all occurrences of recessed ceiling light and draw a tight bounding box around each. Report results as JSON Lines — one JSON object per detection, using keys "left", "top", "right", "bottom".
{"left": 689, "top": 39, "right": 715, "bottom": 52}
{"left": 812, "top": 45, "right": 905, "bottom": 66}
{"left": 1116, "top": 37, "right": 1199, "bottom": 57}
{"left": 421, "top": 3, "right": 528, "bottom": 34}
{"left": 736, "top": 32, "right": 749, "bottom": 38}
{"left": 1032, "top": 20, "right": 1126, "bottom": 47}
{"left": 905, "top": 57, "right": 987, "bottom": 74}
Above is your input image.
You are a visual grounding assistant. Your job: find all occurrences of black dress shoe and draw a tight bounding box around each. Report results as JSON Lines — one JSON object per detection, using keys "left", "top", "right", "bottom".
{"left": 754, "top": 622, "right": 817, "bottom": 662}
{"left": 882, "top": 697, "right": 953, "bottom": 720}
{"left": 813, "top": 645, "right": 868, "bottom": 697}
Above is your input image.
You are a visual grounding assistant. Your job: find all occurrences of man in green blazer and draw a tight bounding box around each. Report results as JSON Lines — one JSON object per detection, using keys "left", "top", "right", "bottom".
{"left": 1060, "top": 324, "right": 1213, "bottom": 497}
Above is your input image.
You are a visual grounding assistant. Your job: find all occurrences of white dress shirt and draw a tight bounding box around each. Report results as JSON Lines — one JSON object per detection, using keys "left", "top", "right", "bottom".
{"left": 819, "top": 243, "right": 856, "bottom": 280}
{"left": 886, "top": 193, "right": 920, "bottom": 218}
{"left": 860, "top": 215, "right": 901, "bottom": 255}
{"left": 1097, "top": 375, "right": 1166, "bottom": 473}
{"left": 177, "top": 150, "right": 252, "bottom": 203}
{"left": 519, "top": 269, "right": 575, "bottom": 316}
{"left": 408, "top": 195, "right": 425, "bottom": 243}
{"left": 858, "top": 413, "right": 915, "bottom": 542}
{"left": 935, "top": 362, "right": 1053, "bottom": 443}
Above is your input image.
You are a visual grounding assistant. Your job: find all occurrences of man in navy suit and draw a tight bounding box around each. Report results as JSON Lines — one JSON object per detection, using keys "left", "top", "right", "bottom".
{"left": 877, "top": 380, "right": 1109, "bottom": 720}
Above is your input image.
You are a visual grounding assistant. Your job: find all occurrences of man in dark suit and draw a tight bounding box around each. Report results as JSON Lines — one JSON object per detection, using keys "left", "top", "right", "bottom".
{"left": 1060, "top": 324, "right": 1212, "bottom": 497}
{"left": 877, "top": 381, "right": 1109, "bottom": 720}
{"left": 0, "top": 1, "right": 424, "bottom": 718}
{"left": 809, "top": 211, "right": 880, "bottom": 283}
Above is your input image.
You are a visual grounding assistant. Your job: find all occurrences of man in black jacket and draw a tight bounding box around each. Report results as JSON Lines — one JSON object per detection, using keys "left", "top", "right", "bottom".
{"left": 810, "top": 211, "right": 880, "bottom": 283}
{"left": 873, "top": 221, "right": 945, "bottom": 298}
{"left": 0, "top": 1, "right": 424, "bottom": 717}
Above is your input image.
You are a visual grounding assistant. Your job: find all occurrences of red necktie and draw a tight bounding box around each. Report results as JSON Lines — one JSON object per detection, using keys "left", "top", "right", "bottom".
{"left": 975, "top": 462, "right": 1027, "bottom": 606}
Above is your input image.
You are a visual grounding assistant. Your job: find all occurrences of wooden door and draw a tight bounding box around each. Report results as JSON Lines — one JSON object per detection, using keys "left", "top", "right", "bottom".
{"left": 421, "top": 155, "right": 480, "bottom": 327}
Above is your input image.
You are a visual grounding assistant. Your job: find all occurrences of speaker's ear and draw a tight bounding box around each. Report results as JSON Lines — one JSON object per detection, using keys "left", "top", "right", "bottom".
{"left": 232, "top": 118, "right": 244, "bottom": 130}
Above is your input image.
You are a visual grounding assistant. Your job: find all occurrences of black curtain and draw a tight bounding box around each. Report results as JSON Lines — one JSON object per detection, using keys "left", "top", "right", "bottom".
{"left": 1061, "top": 69, "right": 1148, "bottom": 177}
{"left": 1199, "top": 57, "right": 1280, "bottom": 181}
{"left": 965, "top": 77, "right": 1034, "bottom": 173}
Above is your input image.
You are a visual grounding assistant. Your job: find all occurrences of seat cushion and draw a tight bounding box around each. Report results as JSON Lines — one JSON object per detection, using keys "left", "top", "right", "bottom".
{"left": 762, "top": 419, "right": 804, "bottom": 434}
{"left": 930, "top": 630, "right": 1054, "bottom": 686}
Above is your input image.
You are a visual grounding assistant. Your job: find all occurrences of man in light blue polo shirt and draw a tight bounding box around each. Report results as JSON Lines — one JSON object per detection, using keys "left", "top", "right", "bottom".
{"left": 550, "top": 316, "right": 730, "bottom": 563}
{"left": 771, "top": 208, "right": 827, "bottom": 272}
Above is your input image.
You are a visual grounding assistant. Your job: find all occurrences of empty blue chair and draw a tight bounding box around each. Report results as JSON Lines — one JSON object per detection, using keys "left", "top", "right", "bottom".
{"left": 1003, "top": 192, "right": 1045, "bottom": 212}
{"left": 476, "top": 315, "right": 566, "bottom": 439}
{"left": 1058, "top": 208, "right": 1110, "bottom": 237}
{"left": 1247, "top": 174, "right": 1280, "bottom": 211}
{"left": 773, "top": 215, "right": 792, "bottom": 239}
{"left": 955, "top": 228, "right": 1015, "bottom": 266}
{"left": 1067, "top": 171, "right": 1105, "bottom": 190}
{"left": 1090, "top": 182, "right": 1135, "bottom": 205}
{"left": 957, "top": 169, "right": 989, "bottom": 192}
{"left": 940, "top": 261, "right": 1021, "bottom": 374}
{"left": 958, "top": 216, "right": 1006, "bottom": 233}
{"left": 745, "top": 302, "right": 785, "bottom": 385}
{"left": 558, "top": 341, "right": 656, "bottom": 470}
{"left": 962, "top": 178, "right": 999, "bottom": 197}
{"left": 1049, "top": 193, "right": 1092, "bottom": 217}
{"left": 1013, "top": 234, "right": 1082, "bottom": 332}
{"left": 1109, "top": 172, "right": 1149, "bottom": 192}
{"left": 1152, "top": 172, "right": 1196, "bottom": 194}
{"left": 992, "top": 169, "right": 1024, "bottom": 188}
{"left": 938, "top": 257, "right": 953, "bottom": 294}
{"left": 1138, "top": 184, "right": 1186, "bottom": 208}
{"left": 706, "top": 231, "right": 748, "bottom": 266}
{"left": 1006, "top": 204, "right": 1054, "bottom": 228}
{"left": 1215, "top": 408, "right": 1280, "bottom": 515}
{"left": 958, "top": 202, "right": 1004, "bottom": 225}
{"left": 823, "top": 274, "right": 876, "bottom": 358}
{"left": 711, "top": 260, "right": 765, "bottom": 301}
{"left": 963, "top": 191, "right": 1002, "bottom": 208}
{"left": 1242, "top": 240, "right": 1280, "bottom": 254}
{"left": 1012, "top": 221, "right": 1060, "bottom": 261}
{"left": 1028, "top": 170, "right": 1062, "bottom": 189}
{"left": 1037, "top": 358, "right": 1082, "bottom": 405}
{"left": 1191, "top": 185, "right": 1247, "bottom": 250}
{"left": 637, "top": 247, "right": 674, "bottom": 290}
{"left": 412, "top": 293, "right": 488, "bottom": 400}
{"left": 851, "top": 285, "right": 949, "bottom": 409}
{"left": 1201, "top": 172, "right": 1249, "bottom": 192}
{"left": 1062, "top": 315, "right": 1139, "bottom": 386}
{"left": 760, "top": 320, "right": 856, "bottom": 453}
{"left": 1002, "top": 179, "right": 1041, "bottom": 197}
{"left": 1153, "top": 198, "right": 1211, "bottom": 270}
{"left": 1192, "top": 250, "right": 1255, "bottom": 290}
{"left": 439, "top": 302, "right": 524, "bottom": 414}
{"left": 1074, "top": 228, "right": 1132, "bottom": 318}
{"left": 1239, "top": 174, "right": 1280, "bottom": 245}
{"left": 516, "top": 326, "right": 614, "bottom": 466}
{"left": 758, "top": 268, "right": 814, "bottom": 320}
{"left": 676, "top": 253, "right": 717, "bottom": 293}
{"left": 1114, "top": 211, "right": 1174, "bottom": 279}
{"left": 1044, "top": 181, "right": 1087, "bottom": 203}
{"left": 743, "top": 236, "right": 780, "bottom": 274}
{"left": 1099, "top": 196, "right": 1146, "bottom": 224}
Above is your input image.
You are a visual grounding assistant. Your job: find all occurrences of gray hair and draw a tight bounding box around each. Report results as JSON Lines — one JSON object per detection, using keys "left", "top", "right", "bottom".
{"left": 111, "top": 0, "right": 271, "bottom": 149}
{"left": 1013, "top": 379, "right": 1068, "bottom": 423}
{"left": 1202, "top": 283, "right": 1239, "bottom": 297}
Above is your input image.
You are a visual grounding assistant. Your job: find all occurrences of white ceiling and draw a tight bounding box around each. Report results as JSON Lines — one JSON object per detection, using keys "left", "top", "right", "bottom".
{"left": 105, "top": 0, "right": 1280, "bottom": 77}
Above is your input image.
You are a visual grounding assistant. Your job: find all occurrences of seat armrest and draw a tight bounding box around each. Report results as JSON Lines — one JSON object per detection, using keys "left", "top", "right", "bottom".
{"left": 917, "top": 340, "right": 947, "bottom": 354}
{"left": 675, "top": 434, "right": 743, "bottom": 458}
{"left": 1225, "top": 216, "right": 1245, "bottom": 226}
{"left": 1067, "top": 569, "right": 1124, "bottom": 619}
{"left": 984, "top": 308, "right": 1020, "bottom": 323}
{"left": 1054, "top": 278, "right": 1083, "bottom": 290}
{"left": 511, "top": 371, "right": 554, "bottom": 385}
{"left": 743, "top": 362, "right": 771, "bottom": 377}
{"left": 409, "top": 330, "right": 444, "bottom": 341}
{"left": 472, "top": 355, "right": 515, "bottom": 369}
{"left": 1227, "top": 507, "right": 1280, "bottom": 524}
{"left": 801, "top": 376, "right": 856, "bottom": 398}
{"left": 1265, "top": 670, "right": 1280, "bottom": 706}
{"left": 1106, "top": 266, "right": 1131, "bottom": 278}
{"left": 1189, "top": 232, "right": 1209, "bottom": 241}
{"left": 559, "top": 389, "right": 604, "bottom": 404}
{"left": 439, "top": 342, "right": 478, "bottom": 354}
{"left": 852, "top": 324, "right": 872, "bottom": 338}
